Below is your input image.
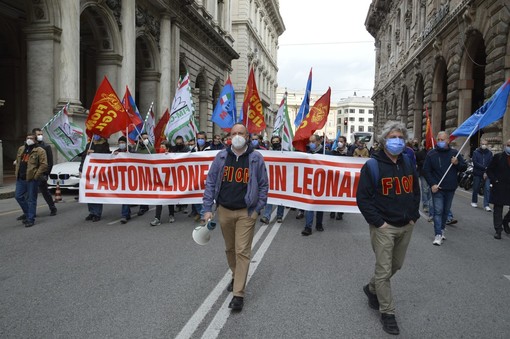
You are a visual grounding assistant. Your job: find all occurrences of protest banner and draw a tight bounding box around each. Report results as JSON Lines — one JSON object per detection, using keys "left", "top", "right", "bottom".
{"left": 79, "top": 151, "right": 367, "bottom": 212}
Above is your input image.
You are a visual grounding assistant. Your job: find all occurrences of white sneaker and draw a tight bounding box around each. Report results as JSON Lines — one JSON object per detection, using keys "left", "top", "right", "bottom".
{"left": 484, "top": 206, "right": 492, "bottom": 212}
{"left": 433, "top": 235, "right": 442, "bottom": 246}
{"left": 441, "top": 230, "right": 446, "bottom": 241}
{"left": 169, "top": 215, "right": 175, "bottom": 223}
{"left": 150, "top": 218, "right": 161, "bottom": 226}
{"left": 471, "top": 203, "right": 477, "bottom": 208}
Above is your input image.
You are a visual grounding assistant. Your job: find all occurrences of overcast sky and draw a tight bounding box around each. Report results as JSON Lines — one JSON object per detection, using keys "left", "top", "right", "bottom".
{"left": 277, "top": 0, "right": 376, "bottom": 103}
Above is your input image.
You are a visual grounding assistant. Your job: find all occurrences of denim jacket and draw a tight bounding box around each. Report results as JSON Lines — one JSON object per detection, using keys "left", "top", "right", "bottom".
{"left": 203, "top": 146, "right": 269, "bottom": 215}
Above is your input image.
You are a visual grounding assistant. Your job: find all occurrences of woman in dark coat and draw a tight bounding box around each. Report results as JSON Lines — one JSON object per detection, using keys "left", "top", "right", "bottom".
{"left": 486, "top": 139, "right": 510, "bottom": 239}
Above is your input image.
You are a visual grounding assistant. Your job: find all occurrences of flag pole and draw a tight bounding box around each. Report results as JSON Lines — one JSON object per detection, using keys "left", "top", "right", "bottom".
{"left": 437, "top": 124, "right": 478, "bottom": 187}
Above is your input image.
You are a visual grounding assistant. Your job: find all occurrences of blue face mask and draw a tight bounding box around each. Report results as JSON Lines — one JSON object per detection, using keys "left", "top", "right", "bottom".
{"left": 437, "top": 141, "right": 447, "bottom": 149}
{"left": 251, "top": 139, "right": 259, "bottom": 147}
{"left": 309, "top": 142, "right": 317, "bottom": 151}
{"left": 197, "top": 139, "right": 205, "bottom": 147}
{"left": 93, "top": 135, "right": 101, "bottom": 141}
{"left": 385, "top": 138, "right": 406, "bottom": 155}
{"left": 505, "top": 146, "right": 510, "bottom": 155}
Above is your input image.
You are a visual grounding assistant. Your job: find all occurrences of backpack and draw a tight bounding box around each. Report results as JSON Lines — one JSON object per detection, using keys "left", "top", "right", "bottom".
{"left": 366, "top": 155, "right": 413, "bottom": 187}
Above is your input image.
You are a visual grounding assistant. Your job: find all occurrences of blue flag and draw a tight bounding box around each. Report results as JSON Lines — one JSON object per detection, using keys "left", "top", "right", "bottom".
{"left": 451, "top": 78, "right": 510, "bottom": 139}
{"left": 211, "top": 77, "right": 237, "bottom": 130}
{"left": 331, "top": 130, "right": 342, "bottom": 150}
{"left": 294, "top": 68, "right": 313, "bottom": 127}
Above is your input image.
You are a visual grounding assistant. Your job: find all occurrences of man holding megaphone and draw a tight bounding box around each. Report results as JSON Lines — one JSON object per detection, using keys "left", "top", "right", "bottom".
{"left": 203, "top": 123, "right": 269, "bottom": 312}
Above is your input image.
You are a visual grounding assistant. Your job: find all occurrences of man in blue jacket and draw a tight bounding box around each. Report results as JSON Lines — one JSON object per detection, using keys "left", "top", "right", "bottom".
{"left": 357, "top": 121, "right": 420, "bottom": 335}
{"left": 203, "top": 123, "right": 268, "bottom": 312}
{"left": 471, "top": 138, "right": 493, "bottom": 211}
{"left": 423, "top": 131, "right": 467, "bottom": 245}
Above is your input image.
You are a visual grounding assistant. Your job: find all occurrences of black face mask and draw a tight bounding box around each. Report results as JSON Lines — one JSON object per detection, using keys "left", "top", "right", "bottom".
{"left": 175, "top": 144, "right": 184, "bottom": 150}
{"left": 272, "top": 142, "right": 281, "bottom": 150}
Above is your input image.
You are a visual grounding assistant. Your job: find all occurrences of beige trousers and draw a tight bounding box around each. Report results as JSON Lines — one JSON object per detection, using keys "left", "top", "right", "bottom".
{"left": 368, "top": 223, "right": 414, "bottom": 314}
{"left": 217, "top": 205, "right": 257, "bottom": 297}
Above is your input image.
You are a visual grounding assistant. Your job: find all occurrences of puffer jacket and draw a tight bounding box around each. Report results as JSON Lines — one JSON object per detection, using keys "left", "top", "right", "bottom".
{"left": 15, "top": 145, "right": 48, "bottom": 181}
{"left": 203, "top": 145, "right": 268, "bottom": 215}
{"left": 472, "top": 147, "right": 493, "bottom": 177}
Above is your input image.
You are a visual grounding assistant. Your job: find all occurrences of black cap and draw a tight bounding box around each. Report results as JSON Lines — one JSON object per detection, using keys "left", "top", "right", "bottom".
{"left": 118, "top": 136, "right": 127, "bottom": 142}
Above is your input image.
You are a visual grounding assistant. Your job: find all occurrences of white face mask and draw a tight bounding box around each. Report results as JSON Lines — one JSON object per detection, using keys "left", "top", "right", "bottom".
{"left": 142, "top": 139, "right": 149, "bottom": 146}
{"left": 26, "top": 139, "right": 35, "bottom": 146}
{"left": 337, "top": 142, "right": 344, "bottom": 148}
{"left": 119, "top": 143, "right": 127, "bottom": 150}
{"left": 480, "top": 144, "right": 487, "bottom": 150}
{"left": 36, "top": 135, "right": 43, "bottom": 142}
{"left": 231, "top": 135, "right": 246, "bottom": 149}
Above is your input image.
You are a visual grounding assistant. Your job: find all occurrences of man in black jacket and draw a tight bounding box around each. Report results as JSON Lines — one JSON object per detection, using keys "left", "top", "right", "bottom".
{"left": 33, "top": 128, "right": 57, "bottom": 216}
{"left": 357, "top": 121, "right": 420, "bottom": 336}
{"left": 486, "top": 139, "right": 510, "bottom": 239}
{"left": 423, "top": 131, "right": 467, "bottom": 245}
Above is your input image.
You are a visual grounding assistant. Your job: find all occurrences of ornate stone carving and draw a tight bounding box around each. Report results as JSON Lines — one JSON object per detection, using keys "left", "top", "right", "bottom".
{"left": 135, "top": 6, "right": 160, "bottom": 43}
{"left": 105, "top": 0, "right": 122, "bottom": 30}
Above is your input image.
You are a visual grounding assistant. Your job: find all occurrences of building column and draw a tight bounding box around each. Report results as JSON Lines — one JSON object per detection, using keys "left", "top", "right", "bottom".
{"left": 456, "top": 79, "right": 474, "bottom": 157}
{"left": 159, "top": 13, "right": 172, "bottom": 118}
{"left": 138, "top": 71, "right": 160, "bottom": 118}
{"left": 96, "top": 53, "right": 122, "bottom": 93}
{"left": 170, "top": 21, "right": 181, "bottom": 100}
{"left": 57, "top": 0, "right": 81, "bottom": 112}
{"left": 120, "top": 0, "right": 136, "bottom": 96}
{"left": 24, "top": 26, "right": 61, "bottom": 130}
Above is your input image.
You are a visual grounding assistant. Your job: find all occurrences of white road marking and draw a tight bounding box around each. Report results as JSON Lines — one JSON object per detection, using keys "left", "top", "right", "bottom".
{"left": 504, "top": 275, "right": 510, "bottom": 281}
{"left": 175, "top": 207, "right": 283, "bottom": 339}
{"left": 200, "top": 209, "right": 287, "bottom": 339}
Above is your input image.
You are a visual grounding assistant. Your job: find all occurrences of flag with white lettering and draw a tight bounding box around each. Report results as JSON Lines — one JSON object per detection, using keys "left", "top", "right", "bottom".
{"left": 43, "top": 105, "right": 87, "bottom": 161}
{"left": 164, "top": 72, "right": 197, "bottom": 142}
{"left": 273, "top": 94, "right": 294, "bottom": 151}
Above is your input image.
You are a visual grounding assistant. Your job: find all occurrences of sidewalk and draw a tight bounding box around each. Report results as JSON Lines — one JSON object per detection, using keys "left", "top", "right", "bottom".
{"left": 0, "top": 173, "right": 15, "bottom": 199}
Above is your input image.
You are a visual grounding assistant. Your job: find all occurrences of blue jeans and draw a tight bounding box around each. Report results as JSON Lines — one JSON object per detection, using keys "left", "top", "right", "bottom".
{"left": 121, "top": 205, "right": 131, "bottom": 218}
{"left": 305, "top": 211, "right": 323, "bottom": 228}
{"left": 471, "top": 175, "right": 490, "bottom": 207}
{"left": 263, "top": 204, "right": 284, "bottom": 220}
{"left": 193, "top": 204, "right": 204, "bottom": 219}
{"left": 432, "top": 190, "right": 455, "bottom": 235}
{"left": 419, "top": 176, "right": 432, "bottom": 211}
{"left": 88, "top": 203, "right": 103, "bottom": 217}
{"left": 15, "top": 179, "right": 39, "bottom": 223}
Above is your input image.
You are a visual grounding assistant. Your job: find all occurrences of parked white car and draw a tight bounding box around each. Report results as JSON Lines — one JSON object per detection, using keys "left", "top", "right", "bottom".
{"left": 47, "top": 155, "right": 81, "bottom": 190}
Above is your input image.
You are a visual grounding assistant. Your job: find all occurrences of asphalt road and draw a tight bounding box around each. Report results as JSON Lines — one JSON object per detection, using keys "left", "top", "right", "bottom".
{"left": 0, "top": 189, "right": 509, "bottom": 339}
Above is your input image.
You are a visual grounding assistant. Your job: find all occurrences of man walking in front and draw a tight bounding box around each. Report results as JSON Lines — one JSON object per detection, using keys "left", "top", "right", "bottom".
{"left": 203, "top": 123, "right": 268, "bottom": 312}
{"left": 33, "top": 128, "right": 57, "bottom": 216}
{"left": 356, "top": 121, "right": 420, "bottom": 335}
{"left": 15, "top": 132, "right": 48, "bottom": 227}
{"left": 423, "top": 131, "right": 467, "bottom": 245}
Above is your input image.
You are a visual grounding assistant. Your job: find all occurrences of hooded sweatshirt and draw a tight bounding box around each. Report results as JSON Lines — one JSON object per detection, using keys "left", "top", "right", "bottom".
{"left": 356, "top": 150, "right": 420, "bottom": 228}
{"left": 422, "top": 145, "right": 467, "bottom": 191}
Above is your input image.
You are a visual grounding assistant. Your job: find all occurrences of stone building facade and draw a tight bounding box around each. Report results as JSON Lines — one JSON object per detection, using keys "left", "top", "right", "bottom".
{"left": 230, "top": 0, "right": 285, "bottom": 137}
{"left": 0, "top": 0, "right": 284, "bottom": 169}
{"left": 365, "top": 0, "right": 510, "bottom": 155}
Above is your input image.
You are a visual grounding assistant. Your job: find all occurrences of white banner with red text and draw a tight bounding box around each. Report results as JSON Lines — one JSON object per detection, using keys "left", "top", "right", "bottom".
{"left": 79, "top": 151, "right": 367, "bottom": 212}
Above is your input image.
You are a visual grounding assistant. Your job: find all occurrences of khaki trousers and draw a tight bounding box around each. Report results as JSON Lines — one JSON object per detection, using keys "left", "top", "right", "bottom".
{"left": 368, "top": 223, "right": 414, "bottom": 314}
{"left": 217, "top": 205, "right": 257, "bottom": 297}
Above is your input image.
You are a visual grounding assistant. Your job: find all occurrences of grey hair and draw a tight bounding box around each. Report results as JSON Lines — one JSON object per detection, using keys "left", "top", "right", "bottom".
{"left": 377, "top": 120, "right": 409, "bottom": 148}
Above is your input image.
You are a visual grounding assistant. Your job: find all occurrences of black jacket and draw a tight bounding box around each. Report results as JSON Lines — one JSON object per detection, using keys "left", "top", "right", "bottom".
{"left": 422, "top": 146, "right": 467, "bottom": 191}
{"left": 415, "top": 148, "right": 428, "bottom": 177}
{"left": 356, "top": 150, "right": 420, "bottom": 228}
{"left": 38, "top": 141, "right": 53, "bottom": 174}
{"left": 487, "top": 152, "right": 510, "bottom": 206}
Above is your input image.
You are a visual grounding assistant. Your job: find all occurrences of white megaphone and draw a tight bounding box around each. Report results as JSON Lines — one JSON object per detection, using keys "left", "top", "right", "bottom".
{"left": 192, "top": 219, "right": 217, "bottom": 245}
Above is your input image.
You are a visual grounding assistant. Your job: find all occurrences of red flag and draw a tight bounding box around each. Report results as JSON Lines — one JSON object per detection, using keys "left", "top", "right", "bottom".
{"left": 242, "top": 67, "right": 266, "bottom": 133}
{"left": 292, "top": 87, "right": 331, "bottom": 152}
{"left": 86, "top": 77, "right": 131, "bottom": 138}
{"left": 425, "top": 106, "right": 435, "bottom": 150}
{"left": 154, "top": 109, "right": 170, "bottom": 148}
